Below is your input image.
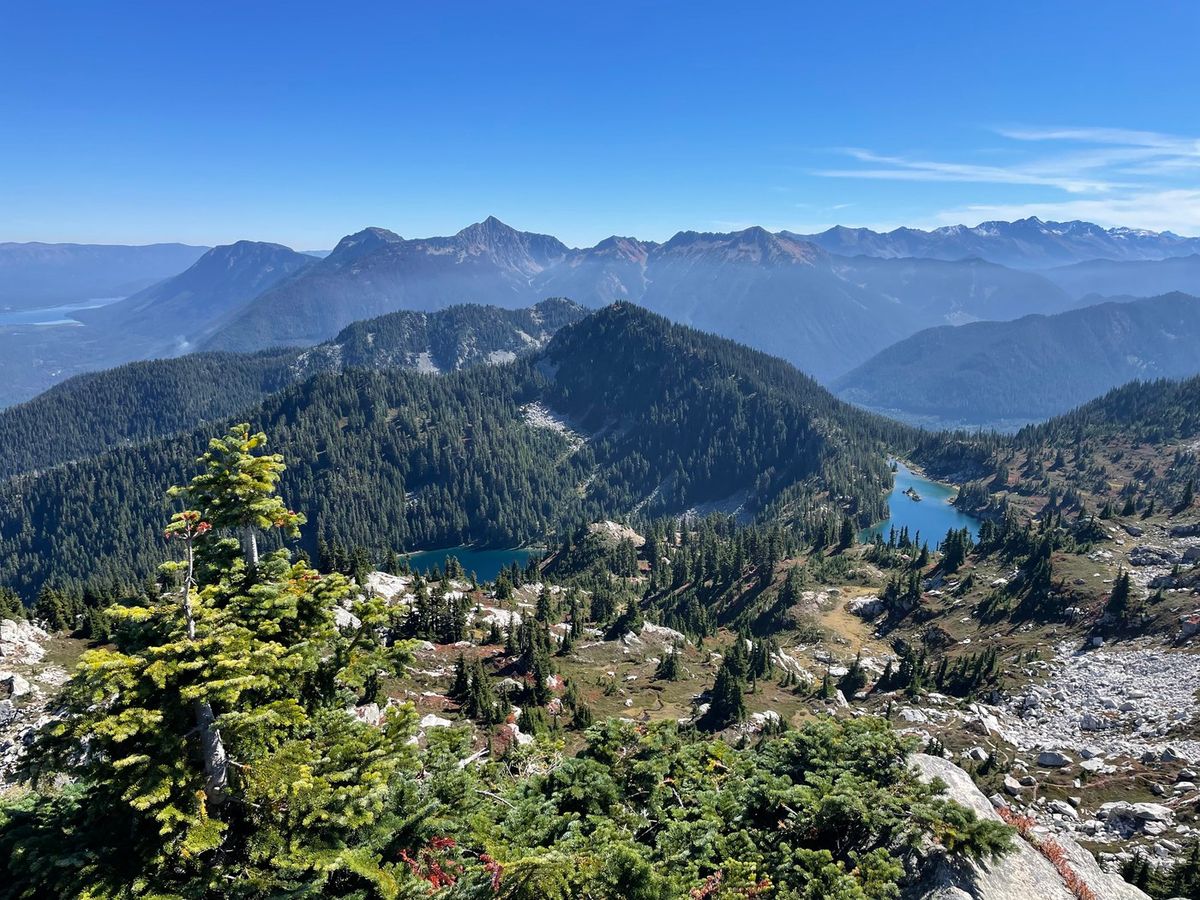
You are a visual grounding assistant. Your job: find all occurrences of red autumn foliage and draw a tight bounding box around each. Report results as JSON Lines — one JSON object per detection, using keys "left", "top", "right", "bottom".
{"left": 689, "top": 872, "right": 770, "bottom": 898}
{"left": 479, "top": 853, "right": 503, "bottom": 892}
{"left": 691, "top": 871, "right": 723, "bottom": 899}
{"left": 998, "top": 807, "right": 1096, "bottom": 900}
{"left": 399, "top": 837, "right": 463, "bottom": 891}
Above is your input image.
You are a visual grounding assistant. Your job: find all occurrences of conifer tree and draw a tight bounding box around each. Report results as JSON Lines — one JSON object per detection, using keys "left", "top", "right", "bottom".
{"left": 704, "top": 660, "right": 746, "bottom": 730}
{"left": 1107, "top": 568, "right": 1134, "bottom": 623}
{"left": 172, "top": 424, "right": 303, "bottom": 571}
{"left": 1, "top": 426, "right": 419, "bottom": 897}
{"left": 0, "top": 585, "right": 25, "bottom": 620}
{"left": 655, "top": 647, "right": 681, "bottom": 681}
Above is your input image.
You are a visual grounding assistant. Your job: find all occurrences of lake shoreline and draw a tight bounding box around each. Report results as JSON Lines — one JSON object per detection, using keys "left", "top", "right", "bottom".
{"left": 859, "top": 460, "right": 980, "bottom": 544}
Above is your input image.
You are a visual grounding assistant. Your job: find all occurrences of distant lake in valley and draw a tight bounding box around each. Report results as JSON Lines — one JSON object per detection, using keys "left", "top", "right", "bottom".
{"left": 859, "top": 460, "right": 980, "bottom": 545}
{"left": 405, "top": 546, "right": 543, "bottom": 582}
{"left": 0, "top": 297, "right": 123, "bottom": 327}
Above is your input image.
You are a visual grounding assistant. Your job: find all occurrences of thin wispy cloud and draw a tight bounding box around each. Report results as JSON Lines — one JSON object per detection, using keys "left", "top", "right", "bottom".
{"left": 815, "top": 126, "right": 1200, "bottom": 233}
{"left": 819, "top": 147, "right": 1117, "bottom": 193}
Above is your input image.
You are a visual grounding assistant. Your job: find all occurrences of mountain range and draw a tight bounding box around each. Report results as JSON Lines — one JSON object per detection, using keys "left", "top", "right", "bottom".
{"left": 5, "top": 216, "right": 1200, "bottom": 416}
{"left": 196, "top": 218, "right": 1085, "bottom": 381}
{"left": 792, "top": 217, "right": 1200, "bottom": 268}
{"left": 834, "top": 291, "right": 1200, "bottom": 428}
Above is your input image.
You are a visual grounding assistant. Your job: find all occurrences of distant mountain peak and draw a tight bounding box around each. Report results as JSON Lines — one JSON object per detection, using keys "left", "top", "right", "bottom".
{"left": 661, "top": 226, "right": 822, "bottom": 265}
{"left": 326, "top": 227, "right": 404, "bottom": 267}
{"left": 589, "top": 235, "right": 653, "bottom": 262}
{"left": 454, "top": 216, "right": 524, "bottom": 248}
{"left": 209, "top": 239, "right": 295, "bottom": 257}
{"left": 453, "top": 217, "right": 568, "bottom": 273}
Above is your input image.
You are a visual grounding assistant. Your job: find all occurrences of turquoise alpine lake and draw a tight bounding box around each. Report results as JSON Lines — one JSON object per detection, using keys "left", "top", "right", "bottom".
{"left": 859, "top": 461, "right": 980, "bottom": 545}
{"left": 404, "top": 546, "right": 543, "bottom": 582}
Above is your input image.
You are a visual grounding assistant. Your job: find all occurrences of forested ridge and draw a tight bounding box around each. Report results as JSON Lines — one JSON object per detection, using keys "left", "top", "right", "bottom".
{"left": 0, "top": 304, "right": 921, "bottom": 599}
{"left": 0, "top": 351, "right": 300, "bottom": 479}
{"left": 1017, "top": 374, "right": 1200, "bottom": 447}
{"left": 834, "top": 291, "right": 1200, "bottom": 427}
{"left": 0, "top": 300, "right": 586, "bottom": 480}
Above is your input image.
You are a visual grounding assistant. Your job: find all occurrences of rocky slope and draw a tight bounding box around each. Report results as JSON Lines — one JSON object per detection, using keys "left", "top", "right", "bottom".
{"left": 0, "top": 618, "right": 72, "bottom": 786}
{"left": 907, "top": 753, "right": 1151, "bottom": 899}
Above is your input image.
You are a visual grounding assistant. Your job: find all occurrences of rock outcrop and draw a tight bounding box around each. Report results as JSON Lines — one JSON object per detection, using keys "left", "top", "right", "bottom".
{"left": 0, "top": 617, "right": 70, "bottom": 787}
{"left": 905, "top": 753, "right": 1150, "bottom": 900}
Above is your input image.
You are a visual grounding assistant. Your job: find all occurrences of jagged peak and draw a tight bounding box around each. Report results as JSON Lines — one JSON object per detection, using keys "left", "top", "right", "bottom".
{"left": 456, "top": 215, "right": 518, "bottom": 238}
{"left": 453, "top": 217, "right": 568, "bottom": 271}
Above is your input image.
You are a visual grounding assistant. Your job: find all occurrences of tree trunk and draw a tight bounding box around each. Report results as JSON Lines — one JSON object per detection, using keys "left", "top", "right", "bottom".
{"left": 193, "top": 699, "right": 229, "bottom": 805}
{"left": 242, "top": 527, "right": 259, "bottom": 570}
{"left": 181, "top": 530, "right": 229, "bottom": 805}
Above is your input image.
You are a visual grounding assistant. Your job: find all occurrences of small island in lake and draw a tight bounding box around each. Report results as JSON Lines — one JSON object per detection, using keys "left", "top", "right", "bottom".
{"left": 902, "top": 486, "right": 922, "bottom": 502}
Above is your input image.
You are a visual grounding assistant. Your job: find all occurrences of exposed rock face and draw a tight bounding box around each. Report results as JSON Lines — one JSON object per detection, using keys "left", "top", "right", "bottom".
{"left": 0, "top": 619, "right": 64, "bottom": 787}
{"left": 586, "top": 520, "right": 646, "bottom": 548}
{"left": 0, "top": 618, "right": 48, "bottom": 663}
{"left": 905, "top": 753, "right": 1150, "bottom": 900}
{"left": 847, "top": 596, "right": 884, "bottom": 619}
{"left": 1129, "top": 545, "right": 1182, "bottom": 567}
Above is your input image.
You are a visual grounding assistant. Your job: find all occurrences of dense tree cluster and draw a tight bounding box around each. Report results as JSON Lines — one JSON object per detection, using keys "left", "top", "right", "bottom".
{"left": 0, "top": 352, "right": 300, "bottom": 480}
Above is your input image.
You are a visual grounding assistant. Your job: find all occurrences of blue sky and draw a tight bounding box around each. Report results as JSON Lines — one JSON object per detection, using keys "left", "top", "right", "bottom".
{"left": 3, "top": 1, "right": 1198, "bottom": 247}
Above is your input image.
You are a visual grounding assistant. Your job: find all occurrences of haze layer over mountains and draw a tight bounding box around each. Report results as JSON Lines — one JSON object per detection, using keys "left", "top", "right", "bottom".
{"left": 2, "top": 215, "right": 1198, "bottom": 428}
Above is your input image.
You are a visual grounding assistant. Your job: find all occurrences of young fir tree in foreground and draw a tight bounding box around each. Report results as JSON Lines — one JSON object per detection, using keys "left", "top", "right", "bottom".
{"left": 0, "top": 425, "right": 417, "bottom": 897}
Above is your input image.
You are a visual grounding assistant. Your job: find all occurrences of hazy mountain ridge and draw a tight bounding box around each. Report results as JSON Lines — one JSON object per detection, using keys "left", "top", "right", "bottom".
{"left": 199, "top": 218, "right": 1109, "bottom": 380}
{"left": 0, "top": 241, "right": 208, "bottom": 308}
{"left": 791, "top": 217, "right": 1200, "bottom": 268}
{"left": 1043, "top": 253, "right": 1200, "bottom": 300}
{"left": 834, "top": 291, "right": 1200, "bottom": 428}
{"left": 81, "top": 240, "right": 317, "bottom": 354}
{"left": 0, "top": 241, "right": 316, "bottom": 407}
{"left": 827, "top": 254, "right": 1073, "bottom": 324}
{"left": 0, "top": 299, "right": 587, "bottom": 480}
